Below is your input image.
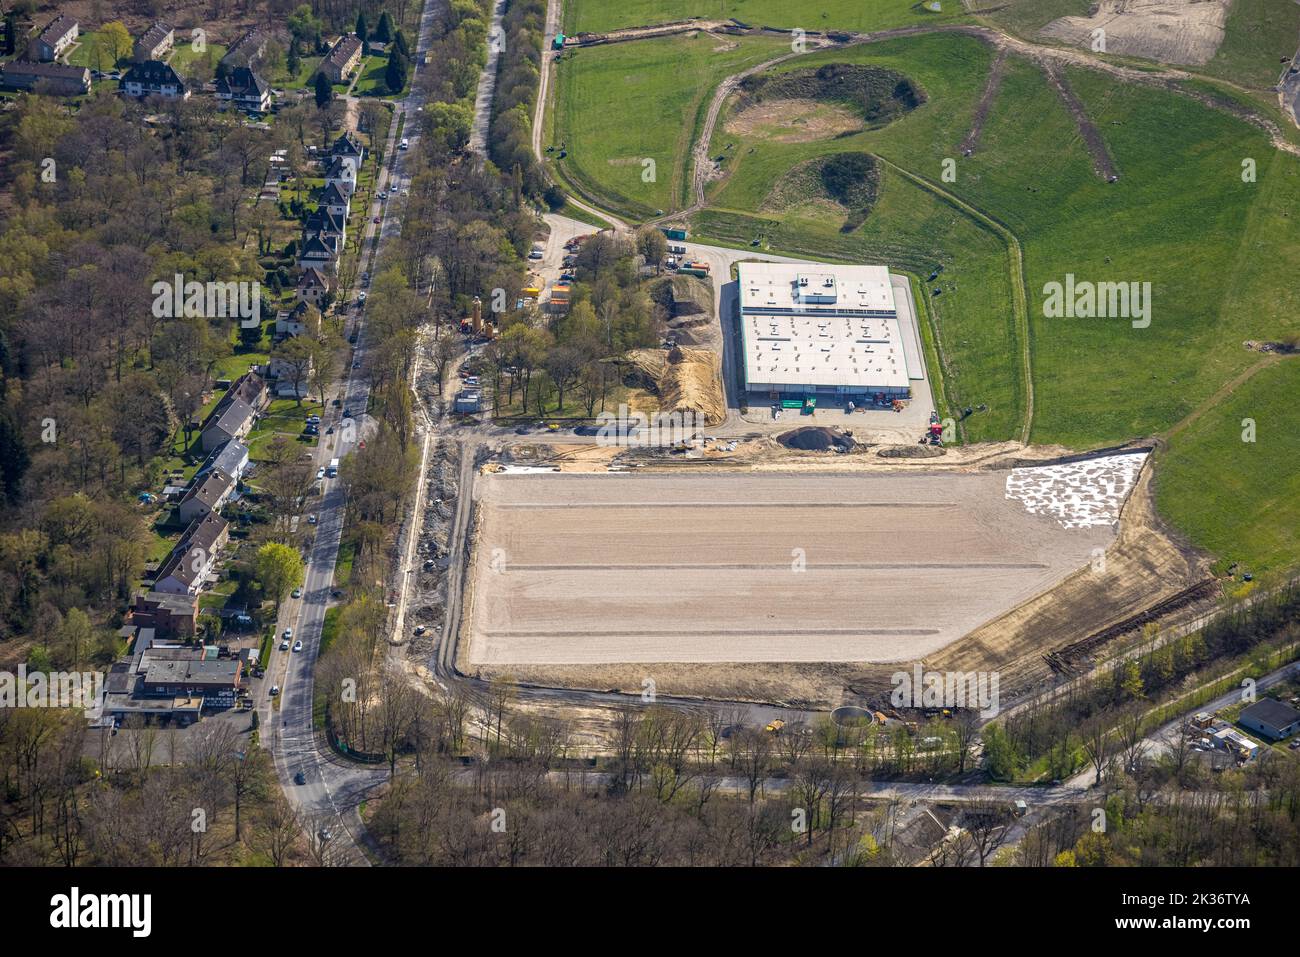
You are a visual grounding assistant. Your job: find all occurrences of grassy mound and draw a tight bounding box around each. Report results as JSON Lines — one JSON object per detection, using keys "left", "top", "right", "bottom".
{"left": 737, "top": 63, "right": 925, "bottom": 127}
{"left": 765, "top": 152, "right": 882, "bottom": 231}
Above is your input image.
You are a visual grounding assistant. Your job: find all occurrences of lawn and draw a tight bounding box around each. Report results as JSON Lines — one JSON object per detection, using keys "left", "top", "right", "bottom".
{"left": 548, "top": 32, "right": 789, "bottom": 218}
{"left": 1155, "top": 357, "right": 1300, "bottom": 578}
{"left": 66, "top": 31, "right": 126, "bottom": 72}
{"left": 562, "top": 0, "right": 966, "bottom": 34}
{"left": 245, "top": 397, "right": 325, "bottom": 462}
{"left": 1202, "top": 0, "right": 1300, "bottom": 90}
{"left": 170, "top": 41, "right": 227, "bottom": 76}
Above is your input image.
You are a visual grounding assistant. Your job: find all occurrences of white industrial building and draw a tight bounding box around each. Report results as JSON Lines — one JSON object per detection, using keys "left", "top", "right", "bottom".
{"left": 737, "top": 262, "right": 922, "bottom": 400}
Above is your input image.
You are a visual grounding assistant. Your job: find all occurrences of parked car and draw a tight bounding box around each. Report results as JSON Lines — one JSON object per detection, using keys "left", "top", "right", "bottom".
{"left": 316, "top": 467, "right": 326, "bottom": 480}
{"left": 283, "top": 628, "right": 293, "bottom": 639}
{"left": 269, "top": 685, "right": 280, "bottom": 696}
{"left": 307, "top": 514, "right": 318, "bottom": 525}
{"left": 280, "top": 639, "right": 289, "bottom": 651}
{"left": 291, "top": 588, "right": 302, "bottom": 599}
{"left": 294, "top": 771, "right": 306, "bottom": 785}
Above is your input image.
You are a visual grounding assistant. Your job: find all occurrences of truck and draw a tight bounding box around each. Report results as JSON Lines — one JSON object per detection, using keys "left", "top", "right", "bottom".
{"left": 677, "top": 261, "right": 711, "bottom": 278}
{"left": 667, "top": 242, "right": 687, "bottom": 256}
{"left": 326, "top": 458, "right": 339, "bottom": 478}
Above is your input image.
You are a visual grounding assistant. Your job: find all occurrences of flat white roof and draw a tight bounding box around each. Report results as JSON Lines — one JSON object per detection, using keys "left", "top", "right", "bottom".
{"left": 738, "top": 261, "right": 896, "bottom": 316}
{"left": 738, "top": 262, "right": 907, "bottom": 391}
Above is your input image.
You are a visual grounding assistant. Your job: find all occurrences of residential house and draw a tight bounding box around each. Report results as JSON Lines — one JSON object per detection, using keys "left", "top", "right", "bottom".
{"left": 305, "top": 205, "right": 346, "bottom": 244}
{"left": 297, "top": 231, "right": 340, "bottom": 274}
{"left": 1238, "top": 699, "right": 1300, "bottom": 741}
{"left": 323, "top": 155, "right": 356, "bottom": 197}
{"left": 295, "top": 267, "right": 333, "bottom": 307}
{"left": 197, "top": 439, "right": 250, "bottom": 483}
{"left": 200, "top": 396, "right": 256, "bottom": 452}
{"left": 319, "top": 180, "right": 350, "bottom": 220}
{"left": 332, "top": 130, "right": 365, "bottom": 171}
{"left": 28, "top": 14, "right": 78, "bottom": 62}
{"left": 177, "top": 467, "right": 235, "bottom": 524}
{"left": 215, "top": 66, "right": 271, "bottom": 113}
{"left": 220, "top": 27, "right": 273, "bottom": 70}
{"left": 141, "top": 657, "right": 242, "bottom": 705}
{"left": 227, "top": 369, "right": 270, "bottom": 411}
{"left": 198, "top": 371, "right": 267, "bottom": 451}
{"left": 276, "top": 300, "right": 321, "bottom": 338}
{"left": 133, "top": 21, "right": 173, "bottom": 63}
{"left": 269, "top": 351, "right": 312, "bottom": 399}
{"left": 153, "top": 513, "right": 230, "bottom": 596}
{"left": 120, "top": 60, "right": 189, "bottom": 99}
{"left": 130, "top": 591, "right": 198, "bottom": 640}
{"left": 318, "top": 33, "right": 363, "bottom": 84}
{"left": 0, "top": 61, "right": 90, "bottom": 96}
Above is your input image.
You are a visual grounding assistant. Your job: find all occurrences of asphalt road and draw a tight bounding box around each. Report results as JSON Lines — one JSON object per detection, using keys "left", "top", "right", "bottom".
{"left": 256, "top": 0, "right": 443, "bottom": 866}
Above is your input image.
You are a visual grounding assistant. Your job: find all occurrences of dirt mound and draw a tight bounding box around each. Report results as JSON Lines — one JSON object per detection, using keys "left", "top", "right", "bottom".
{"left": 778, "top": 426, "right": 856, "bottom": 451}
{"left": 651, "top": 275, "right": 718, "bottom": 348}
{"left": 738, "top": 62, "right": 925, "bottom": 127}
{"left": 764, "top": 152, "right": 881, "bottom": 231}
{"left": 878, "top": 444, "right": 946, "bottom": 458}
{"left": 1040, "top": 0, "right": 1230, "bottom": 67}
{"left": 623, "top": 346, "right": 725, "bottom": 425}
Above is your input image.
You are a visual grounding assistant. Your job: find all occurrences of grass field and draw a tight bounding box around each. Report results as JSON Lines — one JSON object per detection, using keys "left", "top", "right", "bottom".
{"left": 1202, "top": 0, "right": 1300, "bottom": 89}
{"left": 549, "top": 32, "right": 788, "bottom": 218}
{"left": 562, "top": 0, "right": 966, "bottom": 34}
{"left": 543, "top": 20, "right": 1300, "bottom": 572}
{"left": 1156, "top": 357, "right": 1300, "bottom": 577}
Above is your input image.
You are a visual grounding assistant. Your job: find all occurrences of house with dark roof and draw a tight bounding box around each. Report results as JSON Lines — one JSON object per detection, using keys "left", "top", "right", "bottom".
{"left": 332, "top": 130, "right": 365, "bottom": 169}
{"left": 29, "top": 14, "right": 78, "bottom": 62}
{"left": 153, "top": 513, "right": 230, "bottom": 595}
{"left": 0, "top": 61, "right": 90, "bottom": 96}
{"left": 295, "top": 267, "right": 334, "bottom": 307}
{"left": 133, "top": 21, "right": 173, "bottom": 63}
{"left": 319, "top": 180, "right": 351, "bottom": 220}
{"left": 319, "top": 33, "right": 363, "bottom": 84}
{"left": 178, "top": 468, "right": 235, "bottom": 524}
{"left": 226, "top": 370, "right": 270, "bottom": 411}
{"left": 121, "top": 60, "right": 189, "bottom": 99}
{"left": 305, "top": 205, "right": 346, "bottom": 243}
{"left": 323, "top": 155, "right": 356, "bottom": 197}
{"left": 1239, "top": 699, "right": 1300, "bottom": 741}
{"left": 200, "top": 395, "right": 256, "bottom": 452}
{"left": 215, "top": 66, "right": 271, "bottom": 113}
{"left": 297, "top": 231, "right": 340, "bottom": 273}
{"left": 220, "top": 27, "right": 278, "bottom": 70}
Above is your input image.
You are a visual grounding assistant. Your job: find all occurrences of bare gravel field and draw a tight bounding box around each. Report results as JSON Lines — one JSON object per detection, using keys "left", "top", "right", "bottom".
{"left": 464, "top": 469, "right": 1128, "bottom": 666}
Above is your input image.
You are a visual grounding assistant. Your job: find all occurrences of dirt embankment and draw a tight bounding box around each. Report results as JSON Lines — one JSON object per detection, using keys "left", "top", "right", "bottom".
{"left": 623, "top": 345, "right": 726, "bottom": 426}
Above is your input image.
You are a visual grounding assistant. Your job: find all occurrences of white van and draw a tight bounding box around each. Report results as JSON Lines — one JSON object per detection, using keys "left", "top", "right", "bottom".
{"left": 400, "top": 137, "right": 409, "bottom": 150}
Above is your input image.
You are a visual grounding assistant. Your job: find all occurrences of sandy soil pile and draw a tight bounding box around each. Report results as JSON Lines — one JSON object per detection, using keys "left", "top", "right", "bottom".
{"left": 623, "top": 346, "right": 726, "bottom": 425}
